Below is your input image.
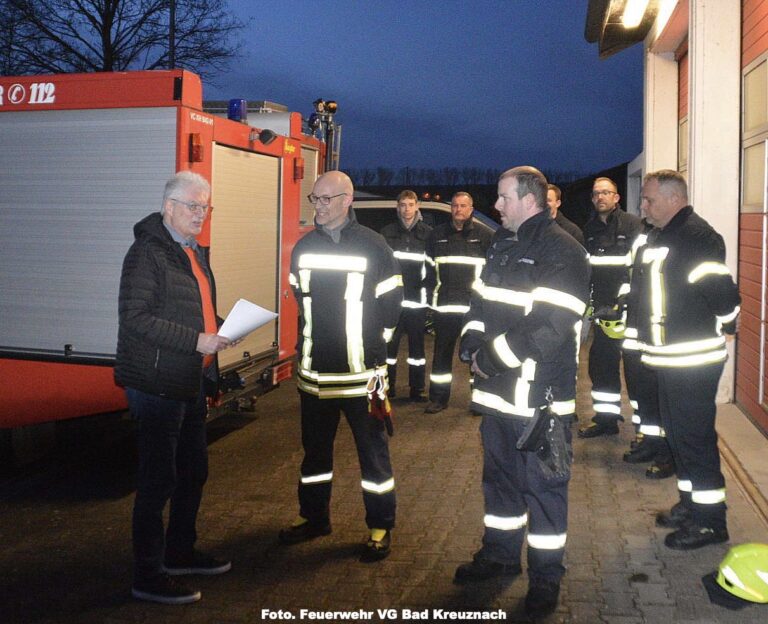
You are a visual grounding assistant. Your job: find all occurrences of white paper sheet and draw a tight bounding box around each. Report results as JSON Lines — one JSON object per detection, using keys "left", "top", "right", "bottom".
{"left": 217, "top": 299, "right": 277, "bottom": 341}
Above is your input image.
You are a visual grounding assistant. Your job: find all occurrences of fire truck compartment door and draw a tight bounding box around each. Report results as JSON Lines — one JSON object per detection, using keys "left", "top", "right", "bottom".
{"left": 210, "top": 144, "right": 280, "bottom": 370}
{"left": 0, "top": 108, "right": 177, "bottom": 360}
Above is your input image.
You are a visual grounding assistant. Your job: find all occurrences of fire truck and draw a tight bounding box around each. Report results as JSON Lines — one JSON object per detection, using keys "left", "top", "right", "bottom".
{"left": 0, "top": 70, "right": 335, "bottom": 440}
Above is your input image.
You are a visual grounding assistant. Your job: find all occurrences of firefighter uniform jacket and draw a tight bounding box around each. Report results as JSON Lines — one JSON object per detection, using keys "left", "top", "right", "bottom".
{"left": 380, "top": 217, "right": 432, "bottom": 308}
{"left": 426, "top": 219, "right": 492, "bottom": 314}
{"left": 289, "top": 210, "right": 403, "bottom": 398}
{"left": 460, "top": 211, "right": 591, "bottom": 418}
{"left": 584, "top": 206, "right": 642, "bottom": 310}
{"left": 554, "top": 210, "right": 585, "bottom": 246}
{"left": 624, "top": 206, "right": 740, "bottom": 368}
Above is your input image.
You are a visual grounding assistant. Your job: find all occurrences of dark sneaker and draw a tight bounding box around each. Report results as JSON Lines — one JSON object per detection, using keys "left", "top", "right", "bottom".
{"left": 424, "top": 401, "right": 447, "bottom": 414}
{"left": 622, "top": 439, "right": 659, "bottom": 463}
{"left": 655, "top": 501, "right": 692, "bottom": 528}
{"left": 453, "top": 554, "right": 522, "bottom": 584}
{"left": 664, "top": 524, "right": 729, "bottom": 550}
{"left": 360, "top": 530, "right": 391, "bottom": 562}
{"left": 278, "top": 519, "right": 332, "bottom": 545}
{"left": 164, "top": 550, "right": 232, "bottom": 576}
{"left": 409, "top": 388, "right": 427, "bottom": 402}
{"left": 646, "top": 459, "right": 675, "bottom": 479}
{"left": 131, "top": 573, "right": 201, "bottom": 605}
{"left": 525, "top": 580, "right": 560, "bottom": 617}
{"left": 577, "top": 422, "right": 619, "bottom": 438}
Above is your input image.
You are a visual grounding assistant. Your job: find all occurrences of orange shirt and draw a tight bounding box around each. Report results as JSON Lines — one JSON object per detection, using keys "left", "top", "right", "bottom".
{"left": 184, "top": 247, "right": 217, "bottom": 368}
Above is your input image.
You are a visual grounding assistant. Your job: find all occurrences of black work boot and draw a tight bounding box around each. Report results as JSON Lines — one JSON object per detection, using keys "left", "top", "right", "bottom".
{"left": 664, "top": 524, "right": 729, "bottom": 550}
{"left": 454, "top": 553, "right": 522, "bottom": 584}
{"left": 655, "top": 501, "right": 691, "bottom": 528}
{"left": 278, "top": 519, "right": 332, "bottom": 544}
{"left": 623, "top": 438, "right": 659, "bottom": 463}
{"left": 525, "top": 579, "right": 560, "bottom": 617}
{"left": 577, "top": 421, "right": 619, "bottom": 438}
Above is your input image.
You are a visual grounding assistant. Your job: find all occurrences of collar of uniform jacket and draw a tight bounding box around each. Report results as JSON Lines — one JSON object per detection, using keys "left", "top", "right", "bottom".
{"left": 491, "top": 209, "right": 551, "bottom": 245}
{"left": 315, "top": 206, "right": 359, "bottom": 241}
{"left": 452, "top": 217, "right": 477, "bottom": 235}
{"left": 659, "top": 205, "right": 694, "bottom": 233}
{"left": 586, "top": 204, "right": 621, "bottom": 229}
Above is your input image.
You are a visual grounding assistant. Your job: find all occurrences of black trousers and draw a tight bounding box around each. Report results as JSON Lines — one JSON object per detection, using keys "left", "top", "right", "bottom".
{"left": 657, "top": 363, "right": 726, "bottom": 529}
{"left": 588, "top": 325, "right": 639, "bottom": 424}
{"left": 297, "top": 391, "right": 396, "bottom": 529}
{"left": 387, "top": 307, "right": 427, "bottom": 392}
{"left": 127, "top": 385, "right": 208, "bottom": 582}
{"left": 633, "top": 361, "right": 671, "bottom": 460}
{"left": 428, "top": 312, "right": 465, "bottom": 404}
{"left": 479, "top": 414, "right": 571, "bottom": 583}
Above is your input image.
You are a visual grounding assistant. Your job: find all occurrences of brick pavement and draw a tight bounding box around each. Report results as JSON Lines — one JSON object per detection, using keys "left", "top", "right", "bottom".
{"left": 1, "top": 334, "right": 768, "bottom": 623}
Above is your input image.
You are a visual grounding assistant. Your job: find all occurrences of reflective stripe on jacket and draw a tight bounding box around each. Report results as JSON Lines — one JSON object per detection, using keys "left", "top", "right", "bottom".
{"left": 624, "top": 206, "right": 740, "bottom": 368}
{"left": 289, "top": 209, "right": 403, "bottom": 397}
{"left": 426, "top": 220, "right": 492, "bottom": 314}
{"left": 460, "top": 211, "right": 591, "bottom": 418}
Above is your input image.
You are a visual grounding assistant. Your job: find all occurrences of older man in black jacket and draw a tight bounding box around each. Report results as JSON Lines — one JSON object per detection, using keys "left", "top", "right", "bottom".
{"left": 116, "top": 171, "right": 234, "bottom": 605}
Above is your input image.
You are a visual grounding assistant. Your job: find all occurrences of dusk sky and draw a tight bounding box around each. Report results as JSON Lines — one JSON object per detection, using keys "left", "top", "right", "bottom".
{"left": 206, "top": 1, "right": 644, "bottom": 176}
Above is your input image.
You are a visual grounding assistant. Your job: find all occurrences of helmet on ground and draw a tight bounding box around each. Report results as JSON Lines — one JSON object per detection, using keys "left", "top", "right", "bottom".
{"left": 598, "top": 318, "right": 626, "bottom": 339}
{"left": 702, "top": 543, "right": 768, "bottom": 609}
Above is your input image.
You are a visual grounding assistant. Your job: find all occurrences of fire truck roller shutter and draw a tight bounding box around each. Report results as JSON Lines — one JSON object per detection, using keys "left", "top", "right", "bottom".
{"left": 0, "top": 107, "right": 177, "bottom": 359}
{"left": 210, "top": 144, "right": 280, "bottom": 370}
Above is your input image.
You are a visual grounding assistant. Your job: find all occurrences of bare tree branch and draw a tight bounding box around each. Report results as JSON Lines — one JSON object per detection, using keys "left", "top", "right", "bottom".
{"left": 0, "top": 0, "right": 246, "bottom": 78}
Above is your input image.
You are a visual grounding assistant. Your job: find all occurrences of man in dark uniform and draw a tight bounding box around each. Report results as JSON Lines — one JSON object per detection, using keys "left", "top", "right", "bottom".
{"left": 424, "top": 192, "right": 492, "bottom": 414}
{"left": 547, "top": 184, "right": 584, "bottom": 245}
{"left": 454, "top": 166, "right": 590, "bottom": 618}
{"left": 630, "top": 170, "right": 740, "bottom": 550}
{"left": 622, "top": 223, "right": 676, "bottom": 479}
{"left": 380, "top": 190, "right": 432, "bottom": 402}
{"left": 579, "top": 177, "right": 642, "bottom": 438}
{"left": 279, "top": 171, "right": 403, "bottom": 562}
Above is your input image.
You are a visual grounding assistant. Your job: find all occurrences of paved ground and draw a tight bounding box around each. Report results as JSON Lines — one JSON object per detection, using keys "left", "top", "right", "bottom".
{"left": 2, "top": 334, "right": 768, "bottom": 624}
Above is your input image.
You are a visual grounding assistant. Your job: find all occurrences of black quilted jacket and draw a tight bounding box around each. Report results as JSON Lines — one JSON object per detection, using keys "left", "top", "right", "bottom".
{"left": 114, "top": 212, "right": 218, "bottom": 400}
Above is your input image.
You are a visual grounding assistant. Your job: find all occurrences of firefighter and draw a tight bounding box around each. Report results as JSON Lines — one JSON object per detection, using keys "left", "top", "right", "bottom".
{"left": 578, "top": 177, "right": 643, "bottom": 438}
{"left": 116, "top": 171, "right": 234, "bottom": 605}
{"left": 630, "top": 170, "right": 740, "bottom": 550}
{"left": 279, "top": 171, "right": 403, "bottom": 562}
{"left": 454, "top": 167, "right": 590, "bottom": 618}
{"left": 424, "top": 191, "right": 492, "bottom": 414}
{"left": 622, "top": 223, "right": 676, "bottom": 479}
{"left": 546, "top": 184, "right": 584, "bottom": 245}
{"left": 380, "top": 190, "right": 432, "bottom": 402}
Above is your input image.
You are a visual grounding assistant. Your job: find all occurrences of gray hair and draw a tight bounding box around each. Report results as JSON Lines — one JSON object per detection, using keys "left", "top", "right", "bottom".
{"left": 500, "top": 166, "right": 548, "bottom": 210}
{"left": 644, "top": 169, "right": 689, "bottom": 202}
{"left": 161, "top": 171, "right": 211, "bottom": 214}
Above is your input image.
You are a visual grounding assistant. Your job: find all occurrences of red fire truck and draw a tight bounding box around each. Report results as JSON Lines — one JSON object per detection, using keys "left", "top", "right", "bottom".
{"left": 0, "top": 70, "right": 331, "bottom": 434}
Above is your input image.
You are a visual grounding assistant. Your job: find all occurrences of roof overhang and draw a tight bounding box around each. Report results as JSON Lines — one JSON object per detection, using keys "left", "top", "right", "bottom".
{"left": 585, "top": 0, "right": 660, "bottom": 59}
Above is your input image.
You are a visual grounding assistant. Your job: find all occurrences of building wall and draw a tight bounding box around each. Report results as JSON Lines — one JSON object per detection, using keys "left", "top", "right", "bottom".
{"left": 743, "top": 0, "right": 768, "bottom": 66}
{"left": 737, "top": 0, "right": 768, "bottom": 432}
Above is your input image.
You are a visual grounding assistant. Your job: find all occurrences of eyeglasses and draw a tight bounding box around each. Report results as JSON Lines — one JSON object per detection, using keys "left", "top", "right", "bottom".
{"left": 591, "top": 190, "right": 616, "bottom": 198}
{"left": 169, "top": 198, "right": 211, "bottom": 214}
{"left": 307, "top": 192, "right": 347, "bottom": 205}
